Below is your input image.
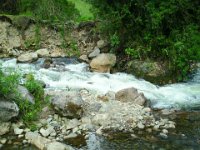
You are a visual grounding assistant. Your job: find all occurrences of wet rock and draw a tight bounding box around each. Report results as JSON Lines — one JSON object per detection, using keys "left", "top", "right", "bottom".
{"left": 42, "top": 58, "right": 53, "bottom": 69}
{"left": 36, "top": 48, "right": 50, "bottom": 57}
{"left": 51, "top": 91, "right": 84, "bottom": 119}
{"left": 115, "top": 87, "right": 146, "bottom": 105}
{"left": 159, "top": 132, "right": 168, "bottom": 139}
{"left": 162, "top": 129, "right": 168, "bottom": 134}
{"left": 0, "top": 100, "right": 19, "bottom": 122}
{"left": 88, "top": 47, "right": 100, "bottom": 58}
{"left": 90, "top": 53, "right": 116, "bottom": 73}
{"left": 0, "top": 122, "right": 11, "bottom": 136}
{"left": 17, "top": 52, "right": 38, "bottom": 62}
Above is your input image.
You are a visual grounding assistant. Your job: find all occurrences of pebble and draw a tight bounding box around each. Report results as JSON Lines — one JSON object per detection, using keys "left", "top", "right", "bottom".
{"left": 137, "top": 122, "right": 145, "bottom": 129}
{"left": 14, "top": 128, "right": 24, "bottom": 135}
{"left": 159, "top": 132, "right": 168, "bottom": 139}
{"left": 162, "top": 129, "right": 168, "bottom": 134}
{"left": 18, "top": 134, "right": 24, "bottom": 138}
{"left": 22, "top": 140, "right": 28, "bottom": 144}
{"left": 0, "top": 138, "right": 7, "bottom": 144}
{"left": 0, "top": 144, "right": 2, "bottom": 148}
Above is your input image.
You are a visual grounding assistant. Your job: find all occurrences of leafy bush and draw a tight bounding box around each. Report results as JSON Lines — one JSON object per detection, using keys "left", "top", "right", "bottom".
{"left": 0, "top": 69, "right": 19, "bottom": 99}
{"left": 88, "top": 0, "right": 200, "bottom": 80}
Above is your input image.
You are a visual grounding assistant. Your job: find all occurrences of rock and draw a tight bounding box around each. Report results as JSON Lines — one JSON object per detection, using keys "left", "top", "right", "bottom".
{"left": 79, "top": 55, "right": 89, "bottom": 63}
{"left": 51, "top": 91, "right": 84, "bottom": 119}
{"left": 17, "top": 52, "right": 38, "bottom": 62}
{"left": 162, "top": 129, "right": 168, "bottom": 134}
{"left": 25, "top": 132, "right": 51, "bottom": 150}
{"left": 90, "top": 53, "right": 116, "bottom": 73}
{"left": 0, "top": 122, "right": 11, "bottom": 136}
{"left": 46, "top": 141, "right": 74, "bottom": 150}
{"left": 0, "top": 138, "right": 7, "bottom": 144}
{"left": 0, "top": 100, "right": 19, "bottom": 122}
{"left": 42, "top": 58, "right": 53, "bottom": 69}
{"left": 14, "top": 127, "right": 24, "bottom": 135}
{"left": 50, "top": 48, "right": 66, "bottom": 57}
{"left": 115, "top": 87, "right": 146, "bottom": 105}
{"left": 39, "top": 126, "right": 55, "bottom": 137}
{"left": 125, "top": 60, "right": 168, "bottom": 84}
{"left": 88, "top": 47, "right": 100, "bottom": 58}
{"left": 97, "top": 40, "right": 106, "bottom": 49}
{"left": 64, "top": 133, "right": 77, "bottom": 139}
{"left": 36, "top": 48, "right": 50, "bottom": 57}
{"left": 159, "top": 132, "right": 168, "bottom": 139}
{"left": 17, "top": 85, "right": 34, "bottom": 104}
{"left": 66, "top": 119, "right": 81, "bottom": 130}
{"left": 137, "top": 122, "right": 145, "bottom": 129}
{"left": 0, "top": 144, "right": 3, "bottom": 149}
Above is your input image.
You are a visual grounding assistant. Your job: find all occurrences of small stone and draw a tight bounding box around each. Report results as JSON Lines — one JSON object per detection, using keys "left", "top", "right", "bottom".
{"left": 159, "top": 132, "right": 168, "bottom": 139}
{"left": 0, "top": 138, "right": 7, "bottom": 144}
{"left": 14, "top": 128, "right": 24, "bottom": 135}
{"left": 50, "top": 132, "right": 57, "bottom": 137}
{"left": 64, "top": 133, "right": 77, "bottom": 139}
{"left": 143, "top": 107, "right": 151, "bottom": 112}
{"left": 18, "top": 134, "right": 24, "bottom": 138}
{"left": 153, "top": 125, "right": 160, "bottom": 130}
{"left": 97, "top": 40, "right": 106, "bottom": 49}
{"left": 22, "top": 140, "right": 28, "bottom": 144}
{"left": 40, "top": 127, "right": 55, "bottom": 137}
{"left": 24, "top": 128, "right": 31, "bottom": 133}
{"left": 162, "top": 129, "right": 168, "bottom": 134}
{"left": 79, "top": 55, "right": 89, "bottom": 63}
{"left": 0, "top": 144, "right": 3, "bottom": 148}
{"left": 137, "top": 122, "right": 145, "bottom": 129}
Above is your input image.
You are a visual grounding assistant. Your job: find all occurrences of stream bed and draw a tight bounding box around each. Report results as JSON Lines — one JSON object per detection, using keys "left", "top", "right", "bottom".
{"left": 0, "top": 58, "right": 200, "bottom": 150}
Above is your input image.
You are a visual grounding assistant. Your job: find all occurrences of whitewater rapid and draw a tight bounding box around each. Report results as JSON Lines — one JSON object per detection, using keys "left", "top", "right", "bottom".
{"left": 1, "top": 58, "right": 200, "bottom": 109}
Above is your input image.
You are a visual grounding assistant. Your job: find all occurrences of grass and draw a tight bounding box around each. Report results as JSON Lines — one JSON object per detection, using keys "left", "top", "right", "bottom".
{"left": 67, "top": 0, "right": 94, "bottom": 22}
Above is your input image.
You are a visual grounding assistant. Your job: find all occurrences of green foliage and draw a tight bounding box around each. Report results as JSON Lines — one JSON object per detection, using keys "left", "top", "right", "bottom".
{"left": 89, "top": 0, "right": 200, "bottom": 80}
{"left": 25, "top": 74, "right": 44, "bottom": 101}
{"left": 0, "top": 69, "right": 19, "bottom": 99}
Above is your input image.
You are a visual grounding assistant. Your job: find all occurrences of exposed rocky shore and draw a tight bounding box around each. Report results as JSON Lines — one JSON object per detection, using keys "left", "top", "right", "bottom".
{"left": 0, "top": 15, "right": 178, "bottom": 150}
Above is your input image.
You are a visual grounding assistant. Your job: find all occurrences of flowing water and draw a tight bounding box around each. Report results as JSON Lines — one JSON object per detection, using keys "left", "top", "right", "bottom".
{"left": 1, "top": 58, "right": 200, "bottom": 150}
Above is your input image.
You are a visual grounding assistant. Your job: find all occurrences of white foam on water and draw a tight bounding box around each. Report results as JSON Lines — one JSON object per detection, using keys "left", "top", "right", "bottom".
{"left": 1, "top": 59, "right": 200, "bottom": 109}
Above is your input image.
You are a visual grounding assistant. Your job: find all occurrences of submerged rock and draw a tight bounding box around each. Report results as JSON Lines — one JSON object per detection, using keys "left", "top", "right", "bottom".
{"left": 90, "top": 53, "right": 116, "bottom": 73}
{"left": 115, "top": 87, "right": 146, "bottom": 106}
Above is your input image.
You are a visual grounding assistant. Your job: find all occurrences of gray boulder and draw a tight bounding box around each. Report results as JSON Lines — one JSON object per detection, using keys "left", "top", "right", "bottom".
{"left": 115, "top": 87, "right": 146, "bottom": 106}
{"left": 51, "top": 91, "right": 84, "bottom": 119}
{"left": 0, "top": 100, "right": 19, "bottom": 122}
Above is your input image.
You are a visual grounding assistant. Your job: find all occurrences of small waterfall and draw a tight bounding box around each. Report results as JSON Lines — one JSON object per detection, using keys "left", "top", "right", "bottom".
{"left": 1, "top": 58, "right": 200, "bottom": 109}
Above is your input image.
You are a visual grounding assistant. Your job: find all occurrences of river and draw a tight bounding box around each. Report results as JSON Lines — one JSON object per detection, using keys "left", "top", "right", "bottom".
{"left": 0, "top": 58, "right": 200, "bottom": 150}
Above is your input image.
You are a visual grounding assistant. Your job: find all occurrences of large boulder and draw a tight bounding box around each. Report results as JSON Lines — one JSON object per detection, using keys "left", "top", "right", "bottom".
{"left": 115, "top": 87, "right": 146, "bottom": 106}
{"left": 51, "top": 91, "right": 84, "bottom": 119}
{"left": 90, "top": 53, "right": 116, "bottom": 73}
{"left": 0, "top": 100, "right": 19, "bottom": 122}
{"left": 17, "top": 52, "right": 38, "bottom": 62}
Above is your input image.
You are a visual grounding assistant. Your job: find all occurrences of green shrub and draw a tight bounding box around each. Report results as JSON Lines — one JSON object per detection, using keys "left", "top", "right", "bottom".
{"left": 88, "top": 0, "right": 200, "bottom": 80}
